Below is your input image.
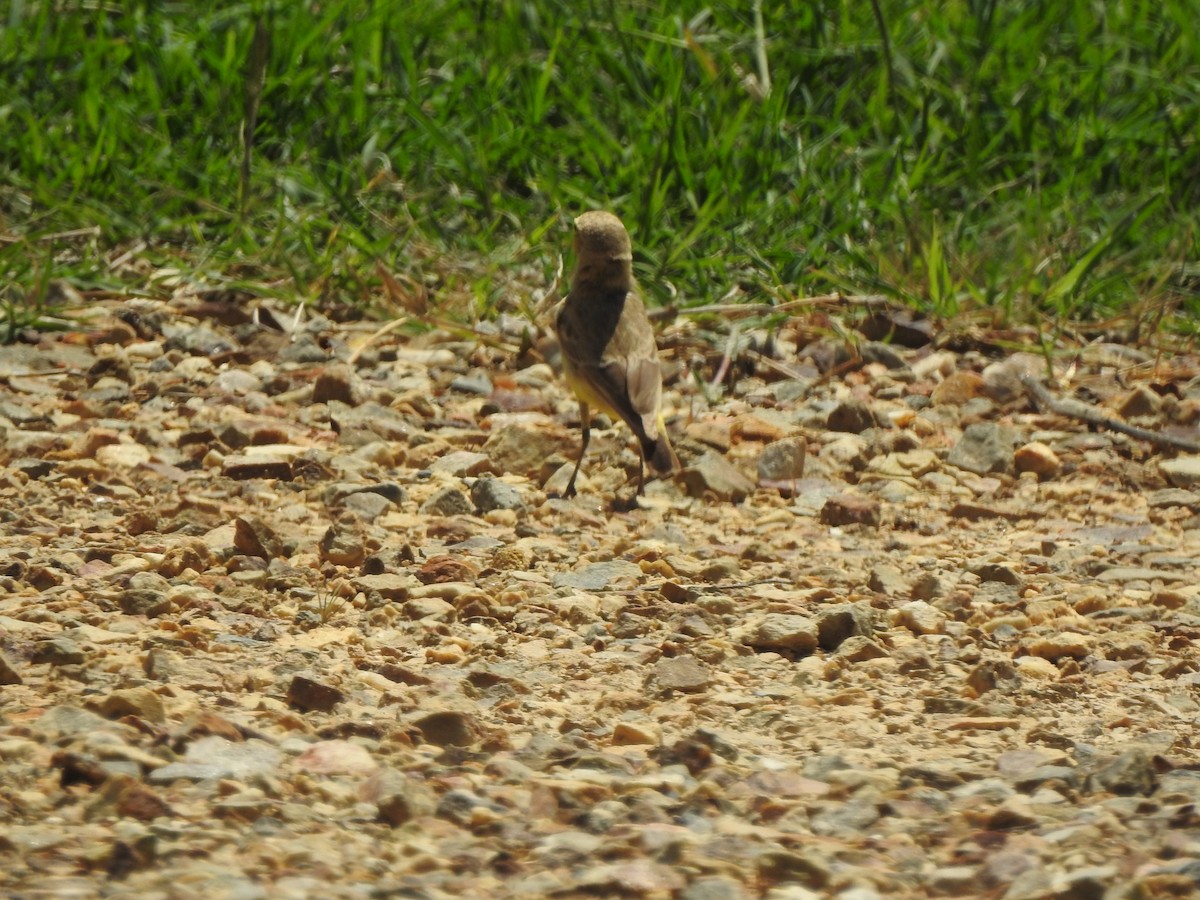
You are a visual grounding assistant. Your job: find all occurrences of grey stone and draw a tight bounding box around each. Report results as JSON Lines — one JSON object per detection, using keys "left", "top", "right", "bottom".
{"left": 32, "top": 705, "right": 116, "bottom": 739}
{"left": 360, "top": 767, "right": 437, "bottom": 827}
{"left": 161, "top": 321, "right": 236, "bottom": 356}
{"left": 234, "top": 515, "right": 285, "bottom": 559}
{"left": 810, "top": 795, "right": 881, "bottom": 837}
{"left": 653, "top": 656, "right": 711, "bottom": 693}
{"left": 321, "top": 481, "right": 406, "bottom": 507}
{"left": 1087, "top": 749, "right": 1157, "bottom": 796}
{"left": 680, "top": 451, "right": 756, "bottom": 502}
{"left": 32, "top": 637, "right": 84, "bottom": 666}
{"left": 737, "top": 614, "right": 818, "bottom": 654}
{"left": 470, "top": 476, "right": 527, "bottom": 513}
{"left": 0, "top": 649, "right": 23, "bottom": 685}
{"left": 340, "top": 491, "right": 394, "bottom": 523}
{"left": 757, "top": 437, "right": 807, "bottom": 482}
{"left": 862, "top": 341, "right": 911, "bottom": 371}
{"left": 119, "top": 588, "right": 172, "bottom": 617}
{"left": 947, "top": 423, "right": 1017, "bottom": 475}
{"left": 553, "top": 560, "right": 642, "bottom": 591}
{"left": 276, "top": 334, "right": 328, "bottom": 364}
{"left": 419, "top": 485, "right": 474, "bottom": 517}
{"left": 483, "top": 423, "right": 574, "bottom": 479}
{"left": 449, "top": 370, "right": 493, "bottom": 395}
{"left": 1147, "top": 488, "right": 1200, "bottom": 509}
{"left": 815, "top": 603, "right": 874, "bottom": 650}
{"left": 431, "top": 450, "right": 492, "bottom": 477}
{"left": 318, "top": 526, "right": 366, "bottom": 566}
{"left": 867, "top": 565, "right": 909, "bottom": 597}
{"left": 970, "top": 562, "right": 1023, "bottom": 586}
{"left": 682, "top": 876, "right": 749, "bottom": 900}
{"left": 211, "top": 369, "right": 262, "bottom": 395}
{"left": 1096, "top": 566, "right": 1187, "bottom": 584}
{"left": 149, "top": 736, "right": 283, "bottom": 783}
{"left": 328, "top": 401, "right": 413, "bottom": 442}
{"left": 436, "top": 788, "right": 503, "bottom": 825}
{"left": 826, "top": 398, "right": 878, "bottom": 434}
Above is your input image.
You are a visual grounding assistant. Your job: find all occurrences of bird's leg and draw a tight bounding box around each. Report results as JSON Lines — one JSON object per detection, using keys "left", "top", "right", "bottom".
{"left": 564, "top": 401, "right": 590, "bottom": 498}
{"left": 635, "top": 443, "right": 646, "bottom": 496}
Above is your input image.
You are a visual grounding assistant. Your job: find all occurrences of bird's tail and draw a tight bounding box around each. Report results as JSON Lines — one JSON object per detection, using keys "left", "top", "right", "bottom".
{"left": 644, "top": 431, "right": 680, "bottom": 475}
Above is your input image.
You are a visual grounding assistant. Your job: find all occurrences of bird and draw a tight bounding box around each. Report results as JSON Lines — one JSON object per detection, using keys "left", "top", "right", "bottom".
{"left": 554, "top": 210, "right": 679, "bottom": 498}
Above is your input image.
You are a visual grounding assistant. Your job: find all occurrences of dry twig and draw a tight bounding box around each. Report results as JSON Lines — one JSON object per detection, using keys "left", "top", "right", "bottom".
{"left": 1020, "top": 374, "right": 1200, "bottom": 453}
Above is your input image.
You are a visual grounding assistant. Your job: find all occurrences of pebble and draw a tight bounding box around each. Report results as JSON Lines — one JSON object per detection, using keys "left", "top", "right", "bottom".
{"left": 1014, "top": 440, "right": 1062, "bottom": 477}
{"left": 867, "top": 565, "right": 908, "bottom": 597}
{"left": 470, "top": 476, "right": 527, "bottom": 512}
{"left": 97, "top": 688, "right": 166, "bottom": 724}
{"left": 340, "top": 491, "right": 394, "bottom": 523}
{"left": 1160, "top": 456, "right": 1200, "bottom": 488}
{"left": 221, "top": 454, "right": 294, "bottom": 480}
{"left": 826, "top": 399, "right": 878, "bottom": 434}
{"left": 360, "top": 767, "right": 437, "bottom": 826}
{"left": 862, "top": 341, "right": 910, "bottom": 371}
{"left": 947, "top": 422, "right": 1017, "bottom": 475}
{"left": 212, "top": 369, "right": 264, "bottom": 395}
{"left": 552, "top": 560, "right": 642, "bottom": 591}
{"left": 318, "top": 526, "right": 366, "bottom": 566}
{"left": 150, "top": 737, "right": 283, "bottom": 783}
{"left": 815, "top": 603, "right": 875, "bottom": 650}
{"left": 736, "top": 614, "right": 819, "bottom": 653}
{"left": 893, "top": 600, "right": 945, "bottom": 635}
{"left": 687, "top": 419, "right": 732, "bottom": 451}
{"left": 285, "top": 674, "right": 346, "bottom": 713}
{"left": 311, "top": 365, "right": 355, "bottom": 403}
{"left": 1117, "top": 384, "right": 1162, "bottom": 419}
{"left": 680, "top": 451, "right": 756, "bottom": 502}
{"left": 483, "top": 423, "right": 573, "bottom": 478}
{"left": 32, "top": 637, "right": 85, "bottom": 666}
{"left": 653, "top": 655, "right": 711, "bottom": 693}
{"left": 819, "top": 493, "right": 881, "bottom": 527}
{"left": 1025, "top": 633, "right": 1093, "bottom": 661}
{"left": 1096, "top": 565, "right": 1185, "bottom": 584}
{"left": 611, "top": 720, "right": 663, "bottom": 745}
{"left": 419, "top": 485, "right": 474, "bottom": 516}
{"left": 757, "top": 437, "right": 807, "bottom": 482}
{"left": 1088, "top": 750, "right": 1157, "bottom": 796}
{"left": 0, "top": 650, "right": 24, "bottom": 685}
{"left": 430, "top": 450, "right": 493, "bottom": 477}
{"left": 931, "top": 372, "right": 986, "bottom": 406}
{"left": 411, "top": 710, "right": 477, "bottom": 747}
{"left": 970, "top": 562, "right": 1023, "bottom": 586}
{"left": 293, "top": 740, "right": 378, "bottom": 776}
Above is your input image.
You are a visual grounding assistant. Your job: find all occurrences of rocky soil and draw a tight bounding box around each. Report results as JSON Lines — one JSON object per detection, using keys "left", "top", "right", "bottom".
{"left": 3, "top": 291, "right": 1200, "bottom": 900}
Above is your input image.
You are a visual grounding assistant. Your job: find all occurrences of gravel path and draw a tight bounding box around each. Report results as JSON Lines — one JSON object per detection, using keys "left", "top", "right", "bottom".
{"left": 3, "top": 296, "right": 1200, "bottom": 898}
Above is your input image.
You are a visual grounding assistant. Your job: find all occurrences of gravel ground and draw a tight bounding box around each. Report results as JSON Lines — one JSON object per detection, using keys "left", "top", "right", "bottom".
{"left": 3, "top": 294, "right": 1200, "bottom": 899}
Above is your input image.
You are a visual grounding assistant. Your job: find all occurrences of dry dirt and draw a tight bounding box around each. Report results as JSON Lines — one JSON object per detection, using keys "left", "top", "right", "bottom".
{"left": 3, "top": 294, "right": 1200, "bottom": 899}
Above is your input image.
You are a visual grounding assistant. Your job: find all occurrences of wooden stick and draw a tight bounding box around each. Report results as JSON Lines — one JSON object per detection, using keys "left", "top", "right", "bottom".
{"left": 1020, "top": 374, "right": 1200, "bottom": 453}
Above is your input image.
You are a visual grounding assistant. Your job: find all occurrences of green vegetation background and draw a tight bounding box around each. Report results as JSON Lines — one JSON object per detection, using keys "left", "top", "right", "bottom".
{"left": 2, "top": 0, "right": 1197, "bottom": 334}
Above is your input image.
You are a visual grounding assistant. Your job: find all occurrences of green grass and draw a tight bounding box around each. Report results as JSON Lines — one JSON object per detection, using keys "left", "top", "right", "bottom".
{"left": 1, "top": 0, "right": 1197, "bottom": 339}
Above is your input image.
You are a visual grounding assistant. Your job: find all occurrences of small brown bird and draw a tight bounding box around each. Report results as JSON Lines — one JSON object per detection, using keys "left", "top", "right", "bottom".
{"left": 554, "top": 210, "right": 679, "bottom": 497}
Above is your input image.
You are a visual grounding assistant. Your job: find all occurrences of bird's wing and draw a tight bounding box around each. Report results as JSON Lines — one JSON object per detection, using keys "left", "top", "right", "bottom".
{"left": 557, "top": 289, "right": 664, "bottom": 444}
{"left": 593, "top": 292, "right": 663, "bottom": 442}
